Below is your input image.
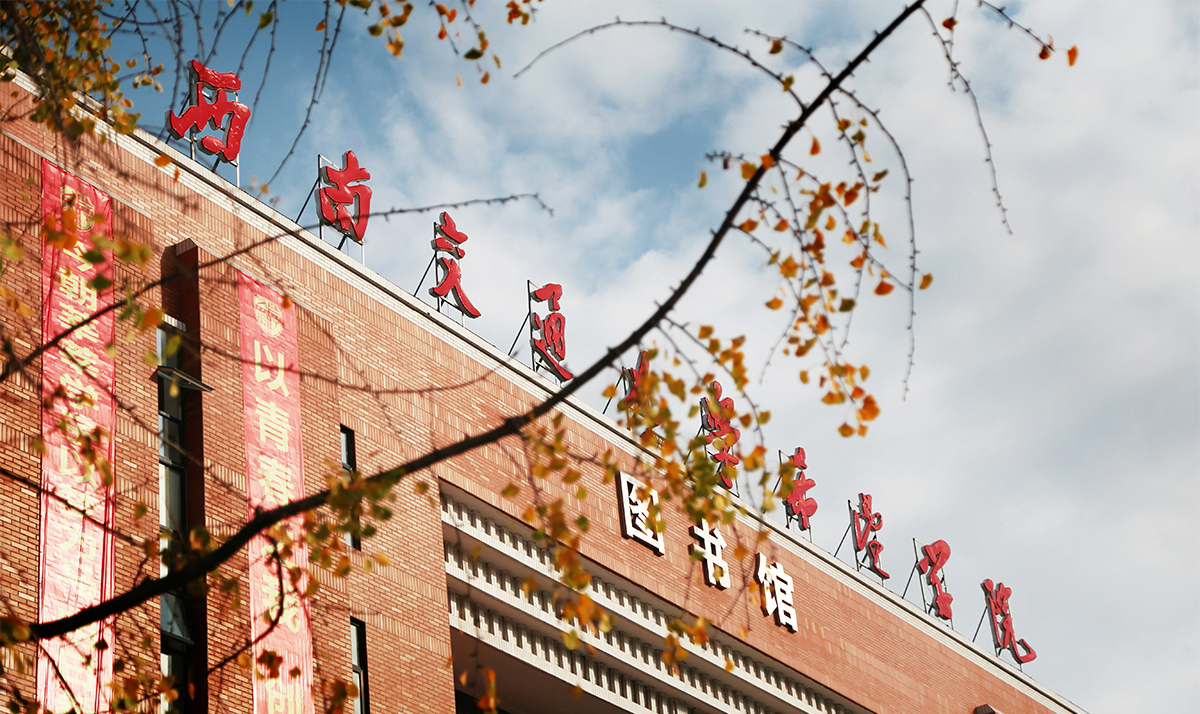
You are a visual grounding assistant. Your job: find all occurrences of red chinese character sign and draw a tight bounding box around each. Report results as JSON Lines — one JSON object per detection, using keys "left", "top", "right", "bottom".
{"left": 851, "top": 493, "right": 890, "bottom": 579}
{"left": 318, "top": 150, "right": 372, "bottom": 244}
{"left": 430, "top": 212, "right": 481, "bottom": 318}
{"left": 781, "top": 447, "right": 818, "bottom": 532}
{"left": 38, "top": 160, "right": 117, "bottom": 713}
{"left": 529, "top": 282, "right": 572, "bottom": 382}
{"left": 621, "top": 350, "right": 650, "bottom": 408}
{"left": 981, "top": 579, "right": 1037, "bottom": 664}
{"left": 168, "top": 60, "right": 251, "bottom": 164}
{"left": 918, "top": 540, "right": 954, "bottom": 620}
{"left": 699, "top": 381, "right": 741, "bottom": 490}
{"left": 238, "top": 272, "right": 316, "bottom": 714}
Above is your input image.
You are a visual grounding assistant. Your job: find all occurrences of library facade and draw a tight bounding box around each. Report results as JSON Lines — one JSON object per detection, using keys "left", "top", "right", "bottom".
{"left": 0, "top": 75, "right": 1087, "bottom": 714}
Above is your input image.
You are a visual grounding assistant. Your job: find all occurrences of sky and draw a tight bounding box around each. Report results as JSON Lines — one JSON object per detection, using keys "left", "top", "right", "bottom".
{"left": 114, "top": 2, "right": 1199, "bottom": 712}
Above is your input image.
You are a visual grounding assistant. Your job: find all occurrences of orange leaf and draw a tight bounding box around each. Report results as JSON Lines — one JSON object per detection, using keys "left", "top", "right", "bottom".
{"left": 919, "top": 273, "right": 933, "bottom": 290}
{"left": 436, "top": 3, "right": 449, "bottom": 15}
{"left": 942, "top": 17, "right": 957, "bottom": 30}
{"left": 810, "top": 137, "right": 820, "bottom": 155}
{"left": 765, "top": 297, "right": 783, "bottom": 310}
{"left": 857, "top": 395, "right": 880, "bottom": 422}
{"left": 447, "top": 8, "right": 457, "bottom": 22}
{"left": 824, "top": 215, "right": 835, "bottom": 231}
{"left": 774, "top": 219, "right": 788, "bottom": 231}
{"left": 438, "top": 25, "right": 447, "bottom": 40}
{"left": 769, "top": 39, "right": 783, "bottom": 55}
{"left": 154, "top": 153, "right": 172, "bottom": 168}
{"left": 741, "top": 162, "right": 757, "bottom": 180}
{"left": 1039, "top": 45, "right": 1051, "bottom": 60}
{"left": 480, "top": 72, "right": 490, "bottom": 84}
{"left": 739, "top": 219, "right": 759, "bottom": 233}
{"left": 698, "top": 171, "right": 707, "bottom": 188}
{"left": 315, "top": 20, "right": 326, "bottom": 31}
{"left": 874, "top": 281, "right": 894, "bottom": 296}
{"left": 1067, "top": 45, "right": 1079, "bottom": 66}
{"left": 837, "top": 423, "right": 855, "bottom": 438}
{"left": 760, "top": 154, "right": 775, "bottom": 169}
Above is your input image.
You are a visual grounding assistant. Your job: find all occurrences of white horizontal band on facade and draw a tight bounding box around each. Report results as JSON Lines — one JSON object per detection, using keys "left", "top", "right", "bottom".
{"left": 442, "top": 490, "right": 857, "bottom": 714}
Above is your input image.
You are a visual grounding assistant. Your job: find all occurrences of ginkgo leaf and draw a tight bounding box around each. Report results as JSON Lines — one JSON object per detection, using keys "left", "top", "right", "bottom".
{"left": 942, "top": 17, "right": 957, "bottom": 30}
{"left": 154, "top": 153, "right": 172, "bottom": 167}
{"left": 463, "top": 48, "right": 484, "bottom": 60}
{"left": 315, "top": 20, "right": 326, "bottom": 31}
{"left": 739, "top": 219, "right": 759, "bottom": 232}
{"left": 838, "top": 298, "right": 856, "bottom": 312}
{"left": 761, "top": 154, "right": 775, "bottom": 169}
{"left": 774, "top": 219, "right": 788, "bottom": 231}
{"left": 741, "top": 163, "right": 757, "bottom": 180}
{"left": 782, "top": 74, "right": 794, "bottom": 92}
{"left": 770, "top": 39, "right": 783, "bottom": 54}
{"left": 857, "top": 395, "right": 880, "bottom": 421}
{"left": 838, "top": 423, "right": 855, "bottom": 437}
{"left": 919, "top": 273, "right": 934, "bottom": 290}
{"left": 810, "top": 137, "right": 821, "bottom": 155}
{"left": 698, "top": 171, "right": 707, "bottom": 188}
{"left": 765, "top": 297, "right": 783, "bottom": 310}
{"left": 480, "top": 72, "right": 490, "bottom": 84}
{"left": 1067, "top": 45, "right": 1079, "bottom": 66}
{"left": 1039, "top": 44, "right": 1051, "bottom": 60}
{"left": 799, "top": 370, "right": 809, "bottom": 384}
{"left": 874, "top": 281, "right": 895, "bottom": 296}
{"left": 258, "top": 11, "right": 274, "bottom": 29}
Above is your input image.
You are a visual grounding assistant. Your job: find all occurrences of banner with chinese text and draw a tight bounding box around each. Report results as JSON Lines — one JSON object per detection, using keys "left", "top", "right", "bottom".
{"left": 237, "top": 271, "right": 315, "bottom": 714}
{"left": 38, "top": 159, "right": 117, "bottom": 712}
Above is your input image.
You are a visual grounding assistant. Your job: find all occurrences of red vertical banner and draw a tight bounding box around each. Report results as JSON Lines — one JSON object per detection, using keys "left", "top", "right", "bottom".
{"left": 38, "top": 160, "right": 117, "bottom": 712}
{"left": 237, "top": 272, "right": 315, "bottom": 714}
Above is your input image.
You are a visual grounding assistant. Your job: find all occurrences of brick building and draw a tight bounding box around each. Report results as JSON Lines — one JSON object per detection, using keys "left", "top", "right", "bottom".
{"left": 0, "top": 75, "right": 1088, "bottom": 714}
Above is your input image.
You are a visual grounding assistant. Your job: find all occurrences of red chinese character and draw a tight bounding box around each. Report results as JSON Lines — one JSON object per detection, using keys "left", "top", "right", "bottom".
{"left": 621, "top": 350, "right": 650, "bottom": 408}
{"left": 168, "top": 60, "right": 251, "bottom": 163}
{"left": 981, "top": 579, "right": 1036, "bottom": 663}
{"left": 700, "top": 381, "right": 740, "bottom": 488}
{"left": 530, "top": 283, "right": 572, "bottom": 381}
{"left": 782, "top": 447, "right": 818, "bottom": 530}
{"left": 429, "top": 212, "right": 481, "bottom": 318}
{"left": 918, "top": 540, "right": 954, "bottom": 620}
{"left": 852, "top": 493, "right": 889, "bottom": 579}
{"left": 318, "top": 150, "right": 372, "bottom": 243}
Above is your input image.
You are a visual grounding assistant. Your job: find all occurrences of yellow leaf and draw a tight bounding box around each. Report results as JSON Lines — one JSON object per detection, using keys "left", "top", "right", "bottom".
{"left": 698, "top": 171, "right": 707, "bottom": 188}
{"left": 154, "top": 153, "right": 172, "bottom": 168}
{"left": 741, "top": 163, "right": 757, "bottom": 180}
{"left": 858, "top": 424, "right": 868, "bottom": 437}
{"left": 1067, "top": 45, "right": 1079, "bottom": 66}
{"left": 739, "top": 219, "right": 759, "bottom": 233}
{"left": 779, "top": 255, "right": 799, "bottom": 278}
{"left": 824, "top": 215, "right": 835, "bottom": 231}
{"left": 480, "top": 72, "right": 490, "bottom": 84}
{"left": 860, "top": 365, "right": 870, "bottom": 381}
{"left": 769, "top": 39, "right": 783, "bottom": 54}
{"left": 838, "top": 423, "right": 855, "bottom": 437}
{"left": 765, "top": 297, "right": 783, "bottom": 310}
{"left": 919, "top": 273, "right": 933, "bottom": 290}
{"left": 799, "top": 370, "right": 809, "bottom": 384}
{"left": 456, "top": 73, "right": 462, "bottom": 87}
{"left": 725, "top": 656, "right": 736, "bottom": 672}
{"left": 781, "top": 75, "right": 794, "bottom": 92}
{"left": 774, "top": 219, "right": 788, "bottom": 231}
{"left": 571, "top": 685, "right": 583, "bottom": 700}
{"left": 874, "top": 281, "right": 894, "bottom": 296}
{"left": 698, "top": 325, "right": 713, "bottom": 339}
{"left": 760, "top": 154, "right": 775, "bottom": 169}
{"left": 810, "top": 137, "right": 820, "bottom": 155}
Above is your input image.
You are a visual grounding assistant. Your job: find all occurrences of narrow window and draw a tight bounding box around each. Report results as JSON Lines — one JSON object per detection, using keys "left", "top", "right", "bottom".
{"left": 341, "top": 426, "right": 361, "bottom": 550}
{"left": 157, "top": 325, "right": 193, "bottom": 713}
{"left": 350, "top": 618, "right": 370, "bottom": 714}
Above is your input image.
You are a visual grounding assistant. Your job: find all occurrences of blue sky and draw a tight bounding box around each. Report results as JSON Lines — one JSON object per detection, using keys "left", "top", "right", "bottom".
{"left": 110, "top": 2, "right": 1199, "bottom": 711}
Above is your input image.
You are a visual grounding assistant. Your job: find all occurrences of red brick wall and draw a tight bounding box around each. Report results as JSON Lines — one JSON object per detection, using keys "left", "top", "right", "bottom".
{"left": 0, "top": 81, "right": 1077, "bottom": 714}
